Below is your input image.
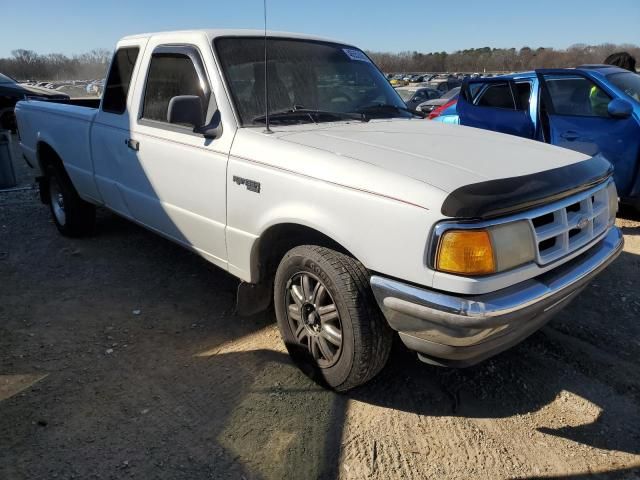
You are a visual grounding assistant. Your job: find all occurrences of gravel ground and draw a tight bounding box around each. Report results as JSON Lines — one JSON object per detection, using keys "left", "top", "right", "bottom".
{"left": 1, "top": 141, "right": 640, "bottom": 479}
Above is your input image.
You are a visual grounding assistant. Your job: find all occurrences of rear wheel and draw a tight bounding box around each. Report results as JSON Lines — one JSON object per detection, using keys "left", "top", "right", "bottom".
{"left": 45, "top": 163, "right": 95, "bottom": 237}
{"left": 274, "top": 245, "right": 393, "bottom": 391}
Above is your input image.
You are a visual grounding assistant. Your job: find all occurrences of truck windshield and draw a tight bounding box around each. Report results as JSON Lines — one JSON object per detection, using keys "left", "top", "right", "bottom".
{"left": 607, "top": 71, "right": 640, "bottom": 103}
{"left": 215, "top": 37, "right": 411, "bottom": 125}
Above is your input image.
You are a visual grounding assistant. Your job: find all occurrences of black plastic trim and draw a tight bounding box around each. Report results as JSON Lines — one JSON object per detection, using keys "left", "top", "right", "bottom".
{"left": 441, "top": 155, "right": 613, "bottom": 219}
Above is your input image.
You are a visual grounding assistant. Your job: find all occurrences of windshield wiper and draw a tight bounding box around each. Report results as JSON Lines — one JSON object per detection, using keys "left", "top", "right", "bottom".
{"left": 252, "top": 108, "right": 367, "bottom": 124}
{"left": 355, "top": 104, "right": 426, "bottom": 119}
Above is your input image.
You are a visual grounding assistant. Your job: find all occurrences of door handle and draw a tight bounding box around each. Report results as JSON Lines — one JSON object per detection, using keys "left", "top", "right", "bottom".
{"left": 560, "top": 131, "right": 579, "bottom": 141}
{"left": 126, "top": 139, "right": 140, "bottom": 151}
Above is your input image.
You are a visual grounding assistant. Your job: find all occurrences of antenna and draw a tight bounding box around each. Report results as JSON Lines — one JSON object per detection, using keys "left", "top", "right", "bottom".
{"left": 263, "top": 0, "right": 272, "bottom": 134}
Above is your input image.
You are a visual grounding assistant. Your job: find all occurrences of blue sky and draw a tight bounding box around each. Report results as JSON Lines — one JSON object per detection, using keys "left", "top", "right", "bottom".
{"left": 1, "top": 0, "right": 638, "bottom": 57}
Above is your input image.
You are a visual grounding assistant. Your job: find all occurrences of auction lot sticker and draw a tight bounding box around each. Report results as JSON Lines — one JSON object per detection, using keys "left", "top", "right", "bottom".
{"left": 343, "top": 48, "right": 371, "bottom": 62}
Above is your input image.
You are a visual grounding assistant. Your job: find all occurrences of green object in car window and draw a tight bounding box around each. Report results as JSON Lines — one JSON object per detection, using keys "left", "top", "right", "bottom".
{"left": 589, "top": 85, "right": 610, "bottom": 117}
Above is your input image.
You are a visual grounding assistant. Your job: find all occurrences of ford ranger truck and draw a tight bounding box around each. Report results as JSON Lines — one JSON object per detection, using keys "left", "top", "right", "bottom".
{"left": 15, "top": 30, "right": 624, "bottom": 391}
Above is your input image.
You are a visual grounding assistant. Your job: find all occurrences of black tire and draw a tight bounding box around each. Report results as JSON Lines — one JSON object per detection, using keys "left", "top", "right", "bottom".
{"left": 274, "top": 245, "right": 393, "bottom": 391}
{"left": 45, "top": 163, "right": 95, "bottom": 237}
{"left": 1, "top": 111, "right": 17, "bottom": 134}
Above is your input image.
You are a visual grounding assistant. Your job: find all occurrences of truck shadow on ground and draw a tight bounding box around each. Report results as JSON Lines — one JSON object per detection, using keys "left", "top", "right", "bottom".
{"left": 619, "top": 205, "right": 640, "bottom": 223}
{"left": 270, "top": 245, "right": 640, "bottom": 458}
{"left": 354, "top": 246, "right": 640, "bottom": 453}
{"left": 2, "top": 207, "right": 639, "bottom": 479}
{"left": 620, "top": 224, "right": 640, "bottom": 236}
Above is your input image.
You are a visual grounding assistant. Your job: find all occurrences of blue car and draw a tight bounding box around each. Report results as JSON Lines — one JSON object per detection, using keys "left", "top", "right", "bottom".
{"left": 438, "top": 66, "right": 640, "bottom": 208}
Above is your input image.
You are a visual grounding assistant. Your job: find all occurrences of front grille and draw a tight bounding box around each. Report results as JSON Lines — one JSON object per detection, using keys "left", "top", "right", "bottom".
{"left": 530, "top": 181, "right": 612, "bottom": 265}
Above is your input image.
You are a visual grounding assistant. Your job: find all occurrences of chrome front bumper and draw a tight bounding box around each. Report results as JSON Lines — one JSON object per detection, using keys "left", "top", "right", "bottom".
{"left": 371, "top": 227, "right": 624, "bottom": 366}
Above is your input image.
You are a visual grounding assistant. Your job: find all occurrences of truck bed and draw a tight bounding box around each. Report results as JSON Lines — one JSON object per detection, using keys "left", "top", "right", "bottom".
{"left": 15, "top": 98, "right": 100, "bottom": 201}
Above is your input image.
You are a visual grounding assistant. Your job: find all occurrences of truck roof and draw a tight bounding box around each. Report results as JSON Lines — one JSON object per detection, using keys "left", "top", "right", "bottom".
{"left": 120, "top": 29, "right": 351, "bottom": 46}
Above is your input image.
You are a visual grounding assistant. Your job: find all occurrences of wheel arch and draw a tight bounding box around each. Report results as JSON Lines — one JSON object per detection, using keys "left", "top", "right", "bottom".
{"left": 235, "top": 221, "right": 365, "bottom": 317}
{"left": 37, "top": 140, "right": 65, "bottom": 172}
{"left": 250, "top": 222, "right": 360, "bottom": 285}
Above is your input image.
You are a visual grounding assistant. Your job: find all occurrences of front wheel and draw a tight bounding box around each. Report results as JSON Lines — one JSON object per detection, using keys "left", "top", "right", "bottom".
{"left": 274, "top": 245, "right": 393, "bottom": 391}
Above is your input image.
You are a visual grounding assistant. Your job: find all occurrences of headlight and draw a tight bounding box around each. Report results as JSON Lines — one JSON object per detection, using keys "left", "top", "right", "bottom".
{"left": 607, "top": 181, "right": 618, "bottom": 225}
{"left": 436, "top": 220, "right": 535, "bottom": 276}
{"left": 436, "top": 230, "right": 495, "bottom": 275}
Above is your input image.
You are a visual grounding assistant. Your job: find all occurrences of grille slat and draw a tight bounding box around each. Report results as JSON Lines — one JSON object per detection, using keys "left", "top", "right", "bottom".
{"left": 531, "top": 181, "right": 612, "bottom": 265}
{"left": 535, "top": 224, "right": 568, "bottom": 241}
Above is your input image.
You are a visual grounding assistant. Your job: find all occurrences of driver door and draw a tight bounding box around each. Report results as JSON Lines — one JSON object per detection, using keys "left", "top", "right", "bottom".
{"left": 536, "top": 69, "right": 640, "bottom": 196}
{"left": 457, "top": 78, "right": 535, "bottom": 138}
{"left": 120, "top": 41, "right": 232, "bottom": 268}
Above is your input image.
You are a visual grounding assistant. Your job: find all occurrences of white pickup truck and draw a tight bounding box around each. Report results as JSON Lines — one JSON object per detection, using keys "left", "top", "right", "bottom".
{"left": 16, "top": 30, "right": 623, "bottom": 391}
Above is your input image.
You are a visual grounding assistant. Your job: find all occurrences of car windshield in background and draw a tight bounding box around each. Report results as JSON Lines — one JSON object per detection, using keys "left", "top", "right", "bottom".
{"left": 442, "top": 87, "right": 461, "bottom": 99}
{"left": 396, "top": 89, "right": 416, "bottom": 101}
{"left": 214, "top": 37, "right": 411, "bottom": 125}
{"left": 0, "top": 73, "right": 16, "bottom": 84}
{"left": 607, "top": 72, "right": 640, "bottom": 103}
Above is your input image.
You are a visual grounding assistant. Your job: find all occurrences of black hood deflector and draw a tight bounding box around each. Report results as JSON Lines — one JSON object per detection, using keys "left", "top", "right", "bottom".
{"left": 441, "top": 155, "right": 613, "bottom": 219}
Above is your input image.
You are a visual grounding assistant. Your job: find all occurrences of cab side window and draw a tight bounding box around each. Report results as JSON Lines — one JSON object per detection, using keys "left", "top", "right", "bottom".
{"left": 102, "top": 47, "right": 140, "bottom": 114}
{"left": 514, "top": 82, "right": 532, "bottom": 110}
{"left": 476, "top": 83, "right": 516, "bottom": 109}
{"left": 542, "top": 75, "right": 611, "bottom": 117}
{"left": 141, "top": 52, "right": 209, "bottom": 124}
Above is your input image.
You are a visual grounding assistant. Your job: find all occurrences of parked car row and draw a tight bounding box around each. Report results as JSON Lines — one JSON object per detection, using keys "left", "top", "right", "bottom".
{"left": 416, "top": 86, "right": 460, "bottom": 115}
{"left": 387, "top": 72, "right": 502, "bottom": 87}
{"left": 393, "top": 78, "right": 462, "bottom": 114}
{"left": 388, "top": 73, "right": 438, "bottom": 86}
{"left": 20, "top": 79, "right": 104, "bottom": 97}
{"left": 0, "top": 74, "right": 106, "bottom": 132}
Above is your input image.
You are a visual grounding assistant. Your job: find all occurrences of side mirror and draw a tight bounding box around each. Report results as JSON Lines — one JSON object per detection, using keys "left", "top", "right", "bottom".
{"left": 167, "top": 95, "right": 204, "bottom": 128}
{"left": 167, "top": 95, "right": 223, "bottom": 139}
{"left": 608, "top": 98, "right": 633, "bottom": 119}
{"left": 194, "top": 110, "right": 223, "bottom": 140}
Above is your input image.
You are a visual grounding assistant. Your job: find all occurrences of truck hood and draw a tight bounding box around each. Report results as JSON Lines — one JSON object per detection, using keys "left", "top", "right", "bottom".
{"left": 231, "top": 119, "right": 592, "bottom": 213}
{"left": 275, "top": 119, "right": 590, "bottom": 193}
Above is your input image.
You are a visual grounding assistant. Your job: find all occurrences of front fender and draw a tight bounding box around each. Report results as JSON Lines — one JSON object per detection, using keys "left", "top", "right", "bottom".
{"left": 225, "top": 156, "right": 441, "bottom": 288}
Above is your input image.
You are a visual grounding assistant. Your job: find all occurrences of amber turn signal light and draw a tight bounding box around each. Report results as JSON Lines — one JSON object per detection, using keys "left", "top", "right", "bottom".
{"left": 436, "top": 229, "right": 496, "bottom": 276}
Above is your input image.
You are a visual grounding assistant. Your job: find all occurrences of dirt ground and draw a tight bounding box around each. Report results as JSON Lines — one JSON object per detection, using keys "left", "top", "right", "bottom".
{"left": 1, "top": 137, "right": 640, "bottom": 479}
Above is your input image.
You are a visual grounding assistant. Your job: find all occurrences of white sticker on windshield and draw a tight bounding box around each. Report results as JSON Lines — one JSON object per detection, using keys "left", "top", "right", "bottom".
{"left": 343, "top": 48, "right": 370, "bottom": 63}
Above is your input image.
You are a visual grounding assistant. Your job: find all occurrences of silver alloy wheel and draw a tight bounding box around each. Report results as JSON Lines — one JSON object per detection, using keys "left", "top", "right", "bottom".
{"left": 285, "top": 272, "right": 343, "bottom": 368}
{"left": 49, "top": 176, "right": 66, "bottom": 226}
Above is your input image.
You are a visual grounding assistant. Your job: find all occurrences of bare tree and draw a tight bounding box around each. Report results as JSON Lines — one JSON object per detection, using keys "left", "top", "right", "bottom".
{"left": 0, "top": 49, "right": 114, "bottom": 81}
{"left": 1, "top": 43, "right": 639, "bottom": 81}
{"left": 367, "top": 43, "right": 640, "bottom": 73}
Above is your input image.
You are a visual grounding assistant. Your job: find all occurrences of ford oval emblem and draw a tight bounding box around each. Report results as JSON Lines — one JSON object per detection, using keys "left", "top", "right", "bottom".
{"left": 576, "top": 216, "right": 589, "bottom": 230}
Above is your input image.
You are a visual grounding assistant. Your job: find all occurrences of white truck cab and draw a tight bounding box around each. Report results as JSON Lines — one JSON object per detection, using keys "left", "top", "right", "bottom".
{"left": 15, "top": 30, "right": 623, "bottom": 390}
